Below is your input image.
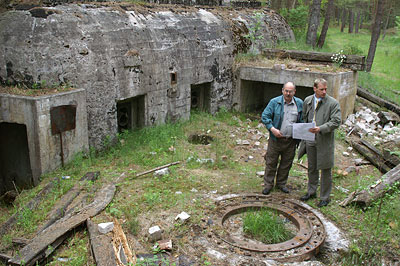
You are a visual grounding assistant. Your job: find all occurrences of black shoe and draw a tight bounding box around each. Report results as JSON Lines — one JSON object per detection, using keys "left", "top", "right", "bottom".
{"left": 279, "top": 187, "right": 290, "bottom": 193}
{"left": 262, "top": 188, "right": 271, "bottom": 195}
{"left": 300, "top": 193, "right": 316, "bottom": 201}
{"left": 317, "top": 200, "right": 330, "bottom": 207}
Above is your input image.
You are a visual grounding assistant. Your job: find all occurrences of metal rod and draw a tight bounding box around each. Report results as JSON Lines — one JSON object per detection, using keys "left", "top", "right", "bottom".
{"left": 59, "top": 132, "right": 64, "bottom": 167}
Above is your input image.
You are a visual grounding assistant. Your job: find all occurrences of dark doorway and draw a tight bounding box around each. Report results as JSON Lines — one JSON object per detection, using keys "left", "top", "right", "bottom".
{"left": 191, "top": 82, "right": 211, "bottom": 112}
{"left": 117, "top": 95, "right": 145, "bottom": 132}
{"left": 0, "top": 122, "right": 33, "bottom": 195}
{"left": 240, "top": 80, "right": 314, "bottom": 113}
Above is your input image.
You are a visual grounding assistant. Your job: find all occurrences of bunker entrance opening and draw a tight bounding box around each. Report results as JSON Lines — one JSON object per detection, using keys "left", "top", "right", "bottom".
{"left": 117, "top": 95, "right": 145, "bottom": 133}
{"left": 191, "top": 82, "right": 211, "bottom": 112}
{"left": 240, "top": 80, "right": 314, "bottom": 113}
{"left": 0, "top": 122, "right": 33, "bottom": 195}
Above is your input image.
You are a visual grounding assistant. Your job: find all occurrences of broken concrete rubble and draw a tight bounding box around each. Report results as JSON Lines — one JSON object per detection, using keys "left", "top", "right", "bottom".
{"left": 148, "top": 225, "right": 163, "bottom": 242}
{"left": 175, "top": 211, "right": 190, "bottom": 223}
{"left": 343, "top": 106, "right": 400, "bottom": 143}
{"left": 98, "top": 222, "right": 114, "bottom": 234}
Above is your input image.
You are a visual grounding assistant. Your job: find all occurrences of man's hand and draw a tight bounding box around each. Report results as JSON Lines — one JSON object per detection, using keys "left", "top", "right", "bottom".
{"left": 271, "top": 127, "right": 283, "bottom": 138}
{"left": 309, "top": 127, "right": 320, "bottom": 134}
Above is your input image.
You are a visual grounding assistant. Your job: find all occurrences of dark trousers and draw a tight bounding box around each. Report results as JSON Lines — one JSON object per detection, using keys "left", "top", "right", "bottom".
{"left": 263, "top": 137, "right": 296, "bottom": 189}
{"left": 306, "top": 142, "right": 332, "bottom": 201}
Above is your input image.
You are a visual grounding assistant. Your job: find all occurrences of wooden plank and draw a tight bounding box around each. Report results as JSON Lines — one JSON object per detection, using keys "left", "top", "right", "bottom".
{"left": 0, "top": 177, "right": 58, "bottom": 236}
{"left": 262, "top": 48, "right": 365, "bottom": 70}
{"left": 8, "top": 183, "right": 116, "bottom": 266}
{"left": 350, "top": 140, "right": 391, "bottom": 174}
{"left": 357, "top": 86, "right": 400, "bottom": 116}
{"left": 36, "top": 172, "right": 100, "bottom": 234}
{"left": 112, "top": 218, "right": 136, "bottom": 266}
{"left": 129, "top": 161, "right": 181, "bottom": 179}
{"left": 87, "top": 219, "right": 116, "bottom": 266}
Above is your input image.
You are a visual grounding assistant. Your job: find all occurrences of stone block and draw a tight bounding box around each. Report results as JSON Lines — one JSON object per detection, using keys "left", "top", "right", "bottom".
{"left": 98, "top": 222, "right": 114, "bottom": 234}
{"left": 148, "top": 225, "right": 162, "bottom": 242}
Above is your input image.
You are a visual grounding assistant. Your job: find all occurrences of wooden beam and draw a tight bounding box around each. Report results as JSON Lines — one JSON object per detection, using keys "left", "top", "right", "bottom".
{"left": 87, "top": 219, "right": 116, "bottom": 266}
{"left": 350, "top": 140, "right": 391, "bottom": 174}
{"left": 36, "top": 172, "right": 100, "bottom": 234}
{"left": 8, "top": 184, "right": 116, "bottom": 266}
{"left": 357, "top": 86, "right": 400, "bottom": 116}
{"left": 0, "top": 177, "right": 58, "bottom": 236}
{"left": 262, "top": 48, "right": 365, "bottom": 70}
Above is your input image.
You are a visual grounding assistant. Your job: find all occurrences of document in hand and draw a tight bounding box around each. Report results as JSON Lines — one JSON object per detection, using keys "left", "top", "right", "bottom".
{"left": 292, "top": 122, "right": 316, "bottom": 141}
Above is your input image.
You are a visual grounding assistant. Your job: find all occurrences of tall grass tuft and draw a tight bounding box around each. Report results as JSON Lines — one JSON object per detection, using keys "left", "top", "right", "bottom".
{"left": 242, "top": 207, "right": 294, "bottom": 244}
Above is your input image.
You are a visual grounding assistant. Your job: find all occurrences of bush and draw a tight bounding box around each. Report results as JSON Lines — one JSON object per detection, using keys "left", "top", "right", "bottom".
{"left": 343, "top": 44, "right": 364, "bottom": 55}
{"left": 280, "top": 6, "right": 309, "bottom": 37}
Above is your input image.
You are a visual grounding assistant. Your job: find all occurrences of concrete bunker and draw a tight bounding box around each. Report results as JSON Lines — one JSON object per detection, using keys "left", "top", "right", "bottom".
{"left": 117, "top": 95, "right": 146, "bottom": 132}
{"left": 239, "top": 80, "right": 314, "bottom": 113}
{"left": 0, "top": 122, "right": 33, "bottom": 195}
{"left": 235, "top": 66, "right": 358, "bottom": 119}
{"left": 191, "top": 82, "right": 211, "bottom": 112}
{"left": 0, "top": 89, "right": 89, "bottom": 193}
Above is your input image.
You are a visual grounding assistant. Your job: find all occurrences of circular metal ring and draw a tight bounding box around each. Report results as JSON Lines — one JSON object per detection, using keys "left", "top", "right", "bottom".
{"left": 213, "top": 194, "right": 326, "bottom": 262}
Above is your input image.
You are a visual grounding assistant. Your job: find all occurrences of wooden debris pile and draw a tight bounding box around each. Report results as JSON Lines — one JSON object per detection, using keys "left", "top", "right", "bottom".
{"left": 0, "top": 172, "right": 136, "bottom": 266}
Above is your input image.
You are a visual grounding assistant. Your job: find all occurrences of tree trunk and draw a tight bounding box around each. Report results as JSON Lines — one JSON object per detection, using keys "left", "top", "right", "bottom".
{"left": 355, "top": 12, "right": 360, "bottom": 33}
{"left": 381, "top": 2, "right": 392, "bottom": 40}
{"left": 348, "top": 10, "right": 354, "bottom": 33}
{"left": 306, "top": 0, "right": 322, "bottom": 47}
{"left": 286, "top": 0, "right": 292, "bottom": 10}
{"left": 291, "top": 0, "right": 296, "bottom": 9}
{"left": 340, "top": 163, "right": 400, "bottom": 207}
{"left": 317, "top": 0, "right": 335, "bottom": 48}
{"left": 366, "top": 0, "right": 385, "bottom": 72}
{"left": 276, "top": 0, "right": 282, "bottom": 11}
{"left": 359, "top": 13, "right": 363, "bottom": 29}
{"left": 335, "top": 6, "right": 340, "bottom": 24}
{"left": 341, "top": 9, "right": 347, "bottom": 32}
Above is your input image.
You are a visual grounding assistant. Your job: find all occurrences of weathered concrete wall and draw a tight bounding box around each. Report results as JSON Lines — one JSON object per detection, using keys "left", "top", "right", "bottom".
{"left": 0, "top": 89, "right": 88, "bottom": 191}
{"left": 0, "top": 4, "right": 294, "bottom": 149}
{"left": 236, "top": 66, "right": 357, "bottom": 119}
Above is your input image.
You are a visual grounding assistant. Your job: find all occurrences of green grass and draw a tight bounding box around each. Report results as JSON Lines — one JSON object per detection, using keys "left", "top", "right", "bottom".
{"left": 242, "top": 207, "right": 294, "bottom": 244}
{"left": 1, "top": 109, "right": 399, "bottom": 266}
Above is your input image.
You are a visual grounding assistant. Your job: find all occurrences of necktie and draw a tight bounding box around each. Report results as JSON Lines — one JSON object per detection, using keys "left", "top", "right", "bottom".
{"left": 313, "top": 100, "right": 320, "bottom": 122}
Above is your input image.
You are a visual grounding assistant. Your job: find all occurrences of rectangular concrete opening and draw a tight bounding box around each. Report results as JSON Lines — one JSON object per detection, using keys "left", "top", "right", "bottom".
{"left": 0, "top": 122, "right": 33, "bottom": 195}
{"left": 191, "top": 82, "right": 211, "bottom": 112}
{"left": 240, "top": 80, "right": 314, "bottom": 113}
{"left": 117, "top": 95, "right": 145, "bottom": 132}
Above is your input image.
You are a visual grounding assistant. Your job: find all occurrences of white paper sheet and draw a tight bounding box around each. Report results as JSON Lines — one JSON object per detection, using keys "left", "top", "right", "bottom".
{"left": 292, "top": 122, "right": 316, "bottom": 141}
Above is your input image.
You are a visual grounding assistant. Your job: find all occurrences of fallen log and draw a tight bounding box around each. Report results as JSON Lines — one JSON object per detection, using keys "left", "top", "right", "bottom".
{"left": 340, "top": 164, "right": 400, "bottom": 207}
{"left": 8, "top": 183, "right": 116, "bottom": 266}
{"left": 36, "top": 172, "right": 100, "bottom": 234}
{"left": 0, "top": 177, "right": 58, "bottom": 236}
{"left": 87, "top": 218, "right": 116, "bottom": 266}
{"left": 350, "top": 140, "right": 391, "bottom": 174}
{"left": 357, "top": 86, "right": 400, "bottom": 116}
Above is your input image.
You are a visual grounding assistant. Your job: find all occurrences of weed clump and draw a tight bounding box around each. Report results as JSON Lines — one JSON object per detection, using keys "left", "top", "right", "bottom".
{"left": 242, "top": 207, "right": 294, "bottom": 244}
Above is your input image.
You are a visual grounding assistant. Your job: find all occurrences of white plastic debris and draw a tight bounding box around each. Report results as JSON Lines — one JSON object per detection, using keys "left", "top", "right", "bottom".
{"left": 342, "top": 152, "right": 350, "bottom": 157}
{"left": 175, "top": 211, "right": 190, "bottom": 222}
{"left": 153, "top": 168, "right": 169, "bottom": 177}
{"left": 98, "top": 222, "right": 114, "bottom": 234}
{"left": 256, "top": 171, "right": 265, "bottom": 177}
